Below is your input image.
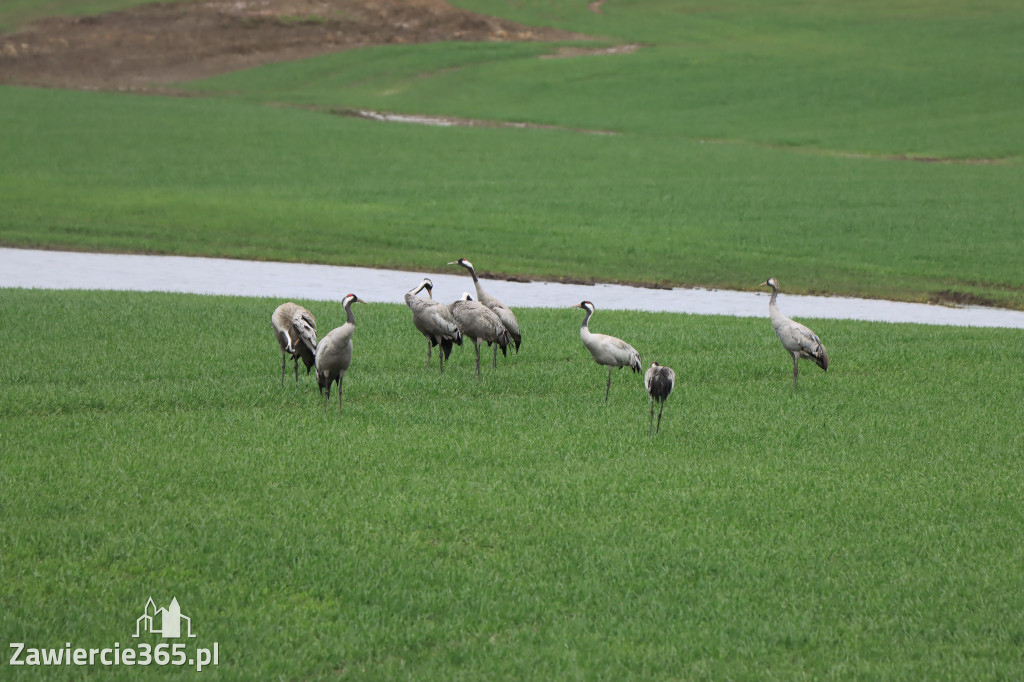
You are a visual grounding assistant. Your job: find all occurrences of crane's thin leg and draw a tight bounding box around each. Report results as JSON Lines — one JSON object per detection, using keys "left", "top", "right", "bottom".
{"left": 649, "top": 396, "right": 655, "bottom": 437}
{"left": 439, "top": 345, "right": 445, "bottom": 374}
{"left": 656, "top": 401, "right": 666, "bottom": 435}
{"left": 493, "top": 343, "right": 497, "bottom": 369}
{"left": 605, "top": 367, "right": 612, "bottom": 402}
{"left": 474, "top": 341, "right": 481, "bottom": 379}
{"left": 338, "top": 377, "right": 344, "bottom": 417}
{"left": 792, "top": 354, "right": 799, "bottom": 390}
{"left": 294, "top": 356, "right": 299, "bottom": 383}
{"left": 427, "top": 340, "right": 432, "bottom": 369}
{"left": 323, "top": 382, "right": 331, "bottom": 413}
{"left": 281, "top": 352, "right": 286, "bottom": 387}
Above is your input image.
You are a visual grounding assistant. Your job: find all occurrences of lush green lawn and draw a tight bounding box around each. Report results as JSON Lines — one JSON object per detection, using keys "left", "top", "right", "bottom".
{"left": 189, "top": 2, "right": 1024, "bottom": 160}
{"left": 2, "top": 1, "right": 1023, "bottom": 307}
{"left": 3, "top": 289, "right": 1023, "bottom": 679}
{"left": 2, "top": 85, "right": 1022, "bottom": 308}
{"left": 4, "top": 2, "right": 1023, "bottom": 678}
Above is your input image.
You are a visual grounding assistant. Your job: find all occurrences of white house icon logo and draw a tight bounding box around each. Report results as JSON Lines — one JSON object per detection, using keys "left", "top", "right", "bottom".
{"left": 133, "top": 597, "right": 196, "bottom": 638}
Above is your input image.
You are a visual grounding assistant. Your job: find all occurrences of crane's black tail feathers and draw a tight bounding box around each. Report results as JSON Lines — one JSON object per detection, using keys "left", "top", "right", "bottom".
{"left": 486, "top": 331, "right": 512, "bottom": 357}
{"left": 295, "top": 345, "right": 316, "bottom": 374}
{"left": 440, "top": 338, "right": 454, "bottom": 360}
{"left": 648, "top": 378, "right": 673, "bottom": 404}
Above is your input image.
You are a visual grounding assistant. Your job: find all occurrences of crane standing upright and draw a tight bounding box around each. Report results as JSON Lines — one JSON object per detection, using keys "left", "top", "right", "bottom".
{"left": 449, "top": 258, "right": 521, "bottom": 352}
{"left": 315, "top": 294, "right": 365, "bottom": 416}
{"left": 404, "top": 277, "right": 462, "bottom": 372}
{"left": 449, "top": 293, "right": 512, "bottom": 379}
{"left": 761, "top": 277, "right": 829, "bottom": 389}
{"left": 644, "top": 362, "right": 675, "bottom": 436}
{"left": 572, "top": 301, "right": 642, "bottom": 402}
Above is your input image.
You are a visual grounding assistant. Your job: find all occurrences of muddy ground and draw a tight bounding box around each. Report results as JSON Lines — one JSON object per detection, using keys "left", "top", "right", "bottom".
{"left": 0, "top": 0, "right": 587, "bottom": 91}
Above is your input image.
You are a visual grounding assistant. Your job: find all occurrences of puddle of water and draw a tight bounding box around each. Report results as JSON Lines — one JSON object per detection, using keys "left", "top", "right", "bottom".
{"left": 337, "top": 108, "right": 617, "bottom": 135}
{"left": 347, "top": 109, "right": 461, "bottom": 127}
{"left": 2, "top": 247, "right": 1023, "bottom": 329}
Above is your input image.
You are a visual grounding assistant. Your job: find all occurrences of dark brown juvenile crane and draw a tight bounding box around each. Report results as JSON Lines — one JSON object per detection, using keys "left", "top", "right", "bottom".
{"left": 644, "top": 362, "right": 675, "bottom": 436}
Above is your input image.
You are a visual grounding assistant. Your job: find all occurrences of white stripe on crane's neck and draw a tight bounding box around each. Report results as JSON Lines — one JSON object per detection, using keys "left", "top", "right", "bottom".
{"left": 342, "top": 295, "right": 360, "bottom": 324}
{"left": 409, "top": 279, "right": 431, "bottom": 296}
{"left": 579, "top": 302, "right": 595, "bottom": 328}
{"left": 763, "top": 279, "right": 779, "bottom": 307}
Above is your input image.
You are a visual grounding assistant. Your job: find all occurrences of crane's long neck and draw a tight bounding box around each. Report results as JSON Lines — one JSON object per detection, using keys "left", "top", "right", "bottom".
{"left": 408, "top": 282, "right": 428, "bottom": 297}
{"left": 472, "top": 278, "right": 486, "bottom": 301}
{"left": 580, "top": 308, "right": 593, "bottom": 333}
{"left": 767, "top": 285, "right": 785, "bottom": 327}
{"left": 461, "top": 264, "right": 487, "bottom": 300}
{"left": 344, "top": 302, "right": 356, "bottom": 325}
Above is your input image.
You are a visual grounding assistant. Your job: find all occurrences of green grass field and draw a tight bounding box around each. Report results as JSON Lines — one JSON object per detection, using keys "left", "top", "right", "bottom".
{"left": 3, "top": 0, "right": 1024, "bottom": 678}
{"left": 3, "top": 289, "right": 1024, "bottom": 679}
{"left": 2, "top": 0, "right": 1023, "bottom": 306}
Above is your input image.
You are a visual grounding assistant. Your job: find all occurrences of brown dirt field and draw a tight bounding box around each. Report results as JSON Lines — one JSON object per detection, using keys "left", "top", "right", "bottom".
{"left": 0, "top": 0, "right": 587, "bottom": 91}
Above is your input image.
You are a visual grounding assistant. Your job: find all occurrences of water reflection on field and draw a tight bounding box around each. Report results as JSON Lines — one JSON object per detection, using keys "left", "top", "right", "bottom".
{"left": 3, "top": 248, "right": 1023, "bottom": 329}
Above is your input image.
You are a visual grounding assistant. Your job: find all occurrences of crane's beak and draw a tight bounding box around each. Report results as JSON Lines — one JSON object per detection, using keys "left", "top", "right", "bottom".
{"left": 447, "top": 260, "right": 460, "bottom": 265}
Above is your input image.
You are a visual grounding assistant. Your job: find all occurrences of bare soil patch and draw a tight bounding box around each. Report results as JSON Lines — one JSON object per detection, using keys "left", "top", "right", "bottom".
{"left": 540, "top": 43, "right": 641, "bottom": 59}
{"left": 0, "top": 0, "right": 587, "bottom": 91}
{"left": 928, "top": 289, "right": 1001, "bottom": 308}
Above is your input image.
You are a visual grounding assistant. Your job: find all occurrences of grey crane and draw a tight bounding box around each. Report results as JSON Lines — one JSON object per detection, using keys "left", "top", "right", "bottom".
{"left": 271, "top": 302, "right": 318, "bottom": 386}
{"left": 449, "top": 292, "right": 511, "bottom": 379}
{"left": 448, "top": 258, "right": 521, "bottom": 352}
{"left": 761, "top": 277, "right": 829, "bottom": 389}
{"left": 404, "top": 277, "right": 462, "bottom": 372}
{"left": 315, "top": 293, "right": 364, "bottom": 416}
{"left": 572, "top": 301, "right": 642, "bottom": 401}
{"left": 644, "top": 362, "right": 675, "bottom": 436}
